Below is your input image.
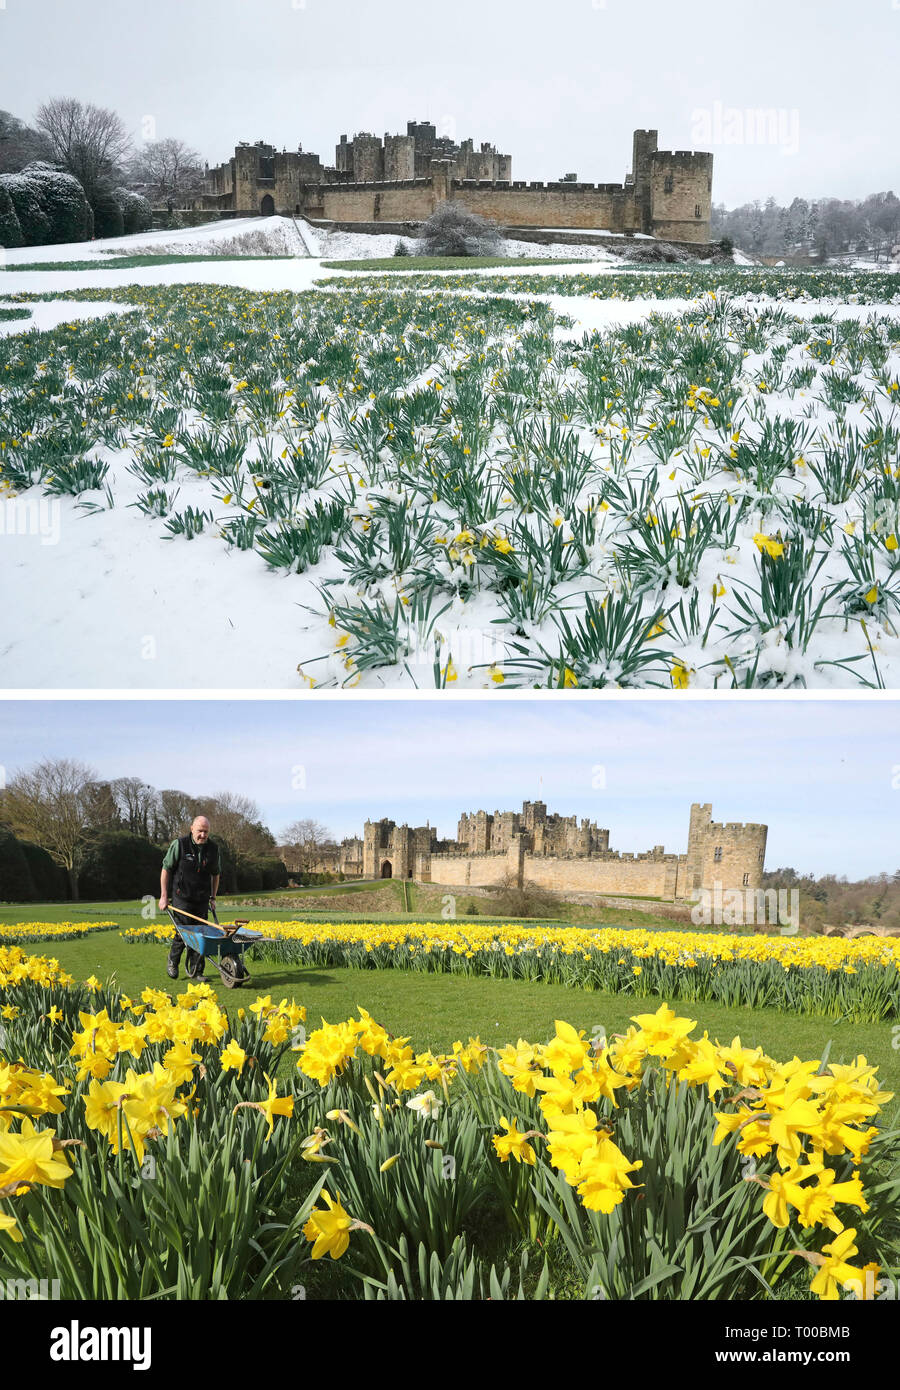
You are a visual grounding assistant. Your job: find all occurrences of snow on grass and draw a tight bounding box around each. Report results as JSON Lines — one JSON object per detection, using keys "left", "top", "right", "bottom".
{"left": 0, "top": 215, "right": 275, "bottom": 265}
{"left": 1, "top": 265, "right": 899, "bottom": 690}
{"left": 0, "top": 299, "right": 131, "bottom": 337}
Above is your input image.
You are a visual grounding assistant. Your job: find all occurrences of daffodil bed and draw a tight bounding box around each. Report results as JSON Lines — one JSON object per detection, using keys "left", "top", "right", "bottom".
{"left": 319, "top": 266, "right": 900, "bottom": 305}
{"left": 1, "top": 944, "right": 897, "bottom": 1301}
{"left": 0, "top": 921, "right": 118, "bottom": 945}
{"left": 121, "top": 920, "right": 900, "bottom": 1023}
{"left": 2, "top": 272, "right": 900, "bottom": 687}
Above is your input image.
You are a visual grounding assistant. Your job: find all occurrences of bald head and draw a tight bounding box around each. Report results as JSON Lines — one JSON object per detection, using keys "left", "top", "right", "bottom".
{"left": 192, "top": 817, "right": 210, "bottom": 842}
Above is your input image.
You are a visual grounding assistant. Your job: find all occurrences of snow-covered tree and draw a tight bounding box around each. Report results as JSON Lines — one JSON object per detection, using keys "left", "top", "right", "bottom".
{"left": 0, "top": 181, "right": 22, "bottom": 247}
{"left": 113, "top": 185, "right": 152, "bottom": 235}
{"left": 21, "top": 162, "right": 92, "bottom": 241}
{"left": 0, "top": 163, "right": 92, "bottom": 245}
{"left": 0, "top": 170, "right": 51, "bottom": 244}
{"left": 0, "top": 110, "right": 52, "bottom": 175}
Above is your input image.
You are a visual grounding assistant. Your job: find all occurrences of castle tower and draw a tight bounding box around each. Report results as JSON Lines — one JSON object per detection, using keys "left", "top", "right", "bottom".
{"left": 697, "top": 818, "right": 768, "bottom": 895}
{"left": 680, "top": 804, "right": 767, "bottom": 896}
{"left": 684, "top": 803, "right": 712, "bottom": 895}
{"left": 363, "top": 817, "right": 395, "bottom": 878}
{"left": 629, "top": 129, "right": 658, "bottom": 230}
{"left": 506, "top": 832, "right": 526, "bottom": 890}
{"left": 384, "top": 133, "right": 416, "bottom": 181}
{"left": 522, "top": 800, "right": 547, "bottom": 831}
{"left": 430, "top": 158, "right": 453, "bottom": 209}
{"left": 649, "top": 149, "right": 714, "bottom": 244}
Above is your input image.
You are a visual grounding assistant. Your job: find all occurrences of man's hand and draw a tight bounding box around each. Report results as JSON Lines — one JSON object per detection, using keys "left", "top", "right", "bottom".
{"left": 160, "top": 894, "right": 169, "bottom": 911}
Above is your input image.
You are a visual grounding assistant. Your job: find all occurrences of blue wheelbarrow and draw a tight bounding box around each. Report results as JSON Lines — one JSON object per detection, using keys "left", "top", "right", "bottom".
{"left": 165, "top": 905, "right": 272, "bottom": 988}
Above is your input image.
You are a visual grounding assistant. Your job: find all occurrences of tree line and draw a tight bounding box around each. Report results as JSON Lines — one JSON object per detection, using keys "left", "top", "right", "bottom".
{"left": 0, "top": 98, "right": 206, "bottom": 247}
{"left": 0, "top": 757, "right": 336, "bottom": 903}
{"left": 762, "top": 867, "right": 900, "bottom": 932}
{"left": 711, "top": 191, "right": 900, "bottom": 261}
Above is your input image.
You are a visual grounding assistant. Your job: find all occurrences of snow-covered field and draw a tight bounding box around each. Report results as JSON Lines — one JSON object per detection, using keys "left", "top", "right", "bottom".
{"left": 0, "top": 214, "right": 622, "bottom": 268}
{"left": 1, "top": 218, "right": 899, "bottom": 690}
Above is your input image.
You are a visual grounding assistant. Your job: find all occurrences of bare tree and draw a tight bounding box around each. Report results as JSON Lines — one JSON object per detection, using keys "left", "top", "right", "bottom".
{"left": 82, "top": 780, "right": 123, "bottom": 832}
{"left": 197, "top": 791, "right": 274, "bottom": 857}
{"left": 110, "top": 777, "right": 159, "bottom": 839}
{"left": 280, "top": 818, "right": 333, "bottom": 873}
{"left": 0, "top": 757, "right": 97, "bottom": 898}
{"left": 156, "top": 788, "right": 195, "bottom": 842}
{"left": 489, "top": 872, "right": 562, "bottom": 920}
{"left": 127, "top": 137, "right": 204, "bottom": 206}
{"left": 35, "top": 97, "right": 132, "bottom": 204}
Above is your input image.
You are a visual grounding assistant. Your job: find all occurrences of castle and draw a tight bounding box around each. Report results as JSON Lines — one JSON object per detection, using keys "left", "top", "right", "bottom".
{"left": 283, "top": 802, "right": 766, "bottom": 900}
{"left": 198, "top": 127, "right": 713, "bottom": 244}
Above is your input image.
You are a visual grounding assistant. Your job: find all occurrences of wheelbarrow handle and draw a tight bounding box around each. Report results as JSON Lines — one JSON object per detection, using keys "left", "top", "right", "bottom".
{"left": 209, "top": 903, "right": 239, "bottom": 936}
{"left": 164, "top": 904, "right": 215, "bottom": 928}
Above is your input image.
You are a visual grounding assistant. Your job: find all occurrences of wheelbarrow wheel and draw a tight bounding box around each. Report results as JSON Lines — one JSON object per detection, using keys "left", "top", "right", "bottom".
{"left": 218, "top": 956, "right": 245, "bottom": 989}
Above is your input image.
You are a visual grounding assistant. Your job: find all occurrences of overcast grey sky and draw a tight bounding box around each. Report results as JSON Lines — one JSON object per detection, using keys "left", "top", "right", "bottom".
{"left": 1, "top": 699, "right": 898, "bottom": 877}
{"left": 1, "top": 0, "right": 897, "bottom": 205}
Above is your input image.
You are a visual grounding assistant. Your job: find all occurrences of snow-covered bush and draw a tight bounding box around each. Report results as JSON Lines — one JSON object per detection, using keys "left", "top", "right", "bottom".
{"left": 91, "top": 186, "right": 124, "bottom": 238}
{"left": 0, "top": 163, "right": 92, "bottom": 245}
{"left": 20, "top": 162, "right": 92, "bottom": 242}
{"left": 1, "top": 170, "right": 51, "bottom": 245}
{"left": 113, "top": 186, "right": 152, "bottom": 236}
{"left": 0, "top": 181, "right": 23, "bottom": 247}
{"left": 416, "top": 201, "right": 504, "bottom": 257}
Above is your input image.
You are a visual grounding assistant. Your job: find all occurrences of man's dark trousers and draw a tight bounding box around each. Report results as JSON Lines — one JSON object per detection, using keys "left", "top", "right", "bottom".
{"left": 168, "top": 899, "right": 208, "bottom": 978}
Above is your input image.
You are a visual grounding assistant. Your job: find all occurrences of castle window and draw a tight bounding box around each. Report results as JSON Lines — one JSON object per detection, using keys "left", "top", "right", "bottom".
{"left": 758, "top": 849, "right": 764, "bottom": 861}
{"left": 714, "top": 846, "right": 723, "bottom": 862}
{"left": 695, "top": 203, "right": 702, "bottom": 218}
{"left": 743, "top": 873, "right": 750, "bottom": 886}
{"left": 663, "top": 174, "right": 674, "bottom": 194}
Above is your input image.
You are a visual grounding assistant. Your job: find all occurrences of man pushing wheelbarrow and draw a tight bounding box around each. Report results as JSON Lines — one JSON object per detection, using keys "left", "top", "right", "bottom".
{"left": 160, "top": 815, "right": 221, "bottom": 980}
{"left": 159, "top": 815, "right": 271, "bottom": 988}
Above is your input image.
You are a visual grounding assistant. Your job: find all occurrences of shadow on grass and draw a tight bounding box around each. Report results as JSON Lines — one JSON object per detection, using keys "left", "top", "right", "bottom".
{"left": 98, "top": 963, "right": 341, "bottom": 992}
{"left": 241, "top": 967, "right": 340, "bottom": 990}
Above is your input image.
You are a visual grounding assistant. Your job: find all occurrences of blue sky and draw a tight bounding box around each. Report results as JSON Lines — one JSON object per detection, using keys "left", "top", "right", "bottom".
{"left": 0, "top": 699, "right": 897, "bottom": 877}
{"left": 2, "top": 0, "right": 897, "bottom": 203}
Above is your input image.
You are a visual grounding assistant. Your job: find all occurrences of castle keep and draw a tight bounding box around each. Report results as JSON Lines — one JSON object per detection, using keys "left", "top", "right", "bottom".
{"left": 292, "top": 802, "right": 765, "bottom": 899}
{"left": 199, "top": 126, "right": 713, "bottom": 244}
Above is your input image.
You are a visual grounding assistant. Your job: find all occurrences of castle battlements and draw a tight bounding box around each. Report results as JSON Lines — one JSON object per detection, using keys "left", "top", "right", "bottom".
{"left": 197, "top": 126, "right": 714, "bottom": 246}
{"left": 322, "top": 801, "right": 767, "bottom": 899}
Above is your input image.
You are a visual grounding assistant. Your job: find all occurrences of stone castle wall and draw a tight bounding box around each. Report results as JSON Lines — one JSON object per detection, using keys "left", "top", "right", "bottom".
{"left": 294, "top": 801, "right": 761, "bottom": 900}
{"left": 312, "top": 176, "right": 642, "bottom": 233}
{"left": 199, "top": 129, "right": 713, "bottom": 243}
{"left": 427, "top": 852, "right": 682, "bottom": 897}
{"left": 318, "top": 179, "right": 434, "bottom": 223}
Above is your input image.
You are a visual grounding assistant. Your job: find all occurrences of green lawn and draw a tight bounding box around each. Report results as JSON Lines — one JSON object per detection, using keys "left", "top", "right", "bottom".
{"left": 0, "top": 888, "right": 685, "bottom": 931}
{"left": 0, "top": 893, "right": 569, "bottom": 931}
{"left": 12, "top": 930, "right": 900, "bottom": 1113}
{"left": 320, "top": 255, "right": 609, "bottom": 272}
